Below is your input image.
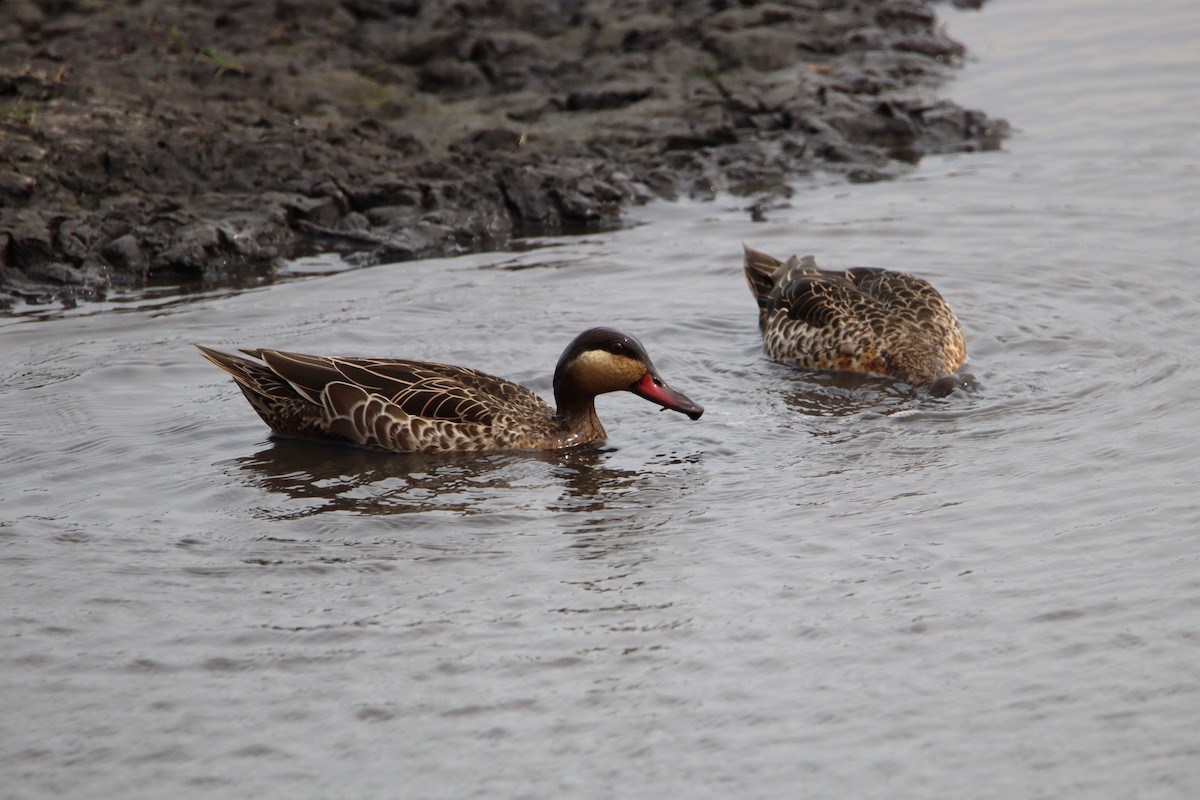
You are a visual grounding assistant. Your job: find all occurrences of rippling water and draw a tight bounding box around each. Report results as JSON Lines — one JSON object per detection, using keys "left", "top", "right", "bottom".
{"left": 4, "top": 0, "right": 1200, "bottom": 797}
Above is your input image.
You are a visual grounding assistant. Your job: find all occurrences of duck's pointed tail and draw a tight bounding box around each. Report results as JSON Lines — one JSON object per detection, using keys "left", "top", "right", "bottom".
{"left": 195, "top": 344, "right": 293, "bottom": 404}
{"left": 743, "top": 243, "right": 782, "bottom": 306}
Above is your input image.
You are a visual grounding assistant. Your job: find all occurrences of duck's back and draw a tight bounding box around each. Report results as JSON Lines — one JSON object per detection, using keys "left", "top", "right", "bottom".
{"left": 199, "top": 347, "right": 557, "bottom": 452}
{"left": 744, "top": 246, "right": 965, "bottom": 384}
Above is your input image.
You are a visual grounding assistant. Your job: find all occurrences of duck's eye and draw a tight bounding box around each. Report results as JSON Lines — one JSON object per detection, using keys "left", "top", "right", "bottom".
{"left": 611, "top": 341, "right": 626, "bottom": 355}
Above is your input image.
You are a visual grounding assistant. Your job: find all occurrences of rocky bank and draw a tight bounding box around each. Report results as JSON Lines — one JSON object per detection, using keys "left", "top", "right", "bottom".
{"left": 0, "top": 0, "right": 1007, "bottom": 309}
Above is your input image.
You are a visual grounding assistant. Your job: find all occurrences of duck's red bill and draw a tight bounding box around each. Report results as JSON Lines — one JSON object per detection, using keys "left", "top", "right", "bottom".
{"left": 631, "top": 373, "right": 704, "bottom": 420}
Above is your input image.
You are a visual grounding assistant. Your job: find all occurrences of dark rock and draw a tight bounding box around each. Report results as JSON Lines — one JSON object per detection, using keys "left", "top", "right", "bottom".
{"left": 28, "top": 261, "right": 85, "bottom": 286}
{"left": 497, "top": 165, "right": 559, "bottom": 226}
{"left": 0, "top": 170, "right": 37, "bottom": 200}
{"left": 103, "top": 234, "right": 148, "bottom": 272}
{"left": 703, "top": 29, "right": 804, "bottom": 72}
{"left": 337, "top": 212, "right": 368, "bottom": 232}
{"left": 417, "top": 60, "right": 488, "bottom": 94}
{"left": 342, "top": 0, "right": 422, "bottom": 22}
{"left": 450, "top": 128, "right": 524, "bottom": 154}
{"left": 269, "top": 193, "right": 343, "bottom": 228}
{"left": 0, "top": 0, "right": 1006, "bottom": 309}
{"left": 346, "top": 178, "right": 423, "bottom": 211}
{"left": 893, "top": 33, "right": 965, "bottom": 60}
{"left": 56, "top": 216, "right": 105, "bottom": 262}
{"left": 5, "top": 212, "right": 54, "bottom": 269}
{"left": 565, "top": 84, "right": 653, "bottom": 111}
{"left": 364, "top": 205, "right": 418, "bottom": 226}
{"left": 160, "top": 222, "right": 221, "bottom": 273}
{"left": 829, "top": 102, "right": 918, "bottom": 149}
{"left": 876, "top": 0, "right": 937, "bottom": 31}
{"left": 1, "top": 265, "right": 58, "bottom": 303}
{"left": 589, "top": 14, "right": 674, "bottom": 54}
{"left": 378, "top": 30, "right": 462, "bottom": 66}
{"left": 664, "top": 127, "right": 739, "bottom": 151}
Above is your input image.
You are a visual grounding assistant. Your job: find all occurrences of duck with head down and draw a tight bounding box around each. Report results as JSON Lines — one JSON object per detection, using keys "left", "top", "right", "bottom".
{"left": 197, "top": 327, "right": 703, "bottom": 453}
{"left": 743, "top": 244, "right": 966, "bottom": 385}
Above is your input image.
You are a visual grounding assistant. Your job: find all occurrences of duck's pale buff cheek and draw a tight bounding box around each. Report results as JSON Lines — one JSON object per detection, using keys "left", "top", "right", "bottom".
{"left": 570, "top": 351, "right": 646, "bottom": 394}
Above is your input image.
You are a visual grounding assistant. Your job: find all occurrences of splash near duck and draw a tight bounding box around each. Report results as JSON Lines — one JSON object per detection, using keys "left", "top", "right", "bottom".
{"left": 743, "top": 244, "right": 966, "bottom": 385}
{"left": 197, "top": 327, "right": 702, "bottom": 453}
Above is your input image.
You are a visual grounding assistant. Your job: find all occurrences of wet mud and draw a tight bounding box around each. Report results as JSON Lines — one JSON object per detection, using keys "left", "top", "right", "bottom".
{"left": 0, "top": 0, "right": 1007, "bottom": 308}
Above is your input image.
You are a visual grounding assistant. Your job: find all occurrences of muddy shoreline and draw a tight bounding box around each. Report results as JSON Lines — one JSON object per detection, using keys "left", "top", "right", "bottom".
{"left": 0, "top": 0, "right": 1006, "bottom": 309}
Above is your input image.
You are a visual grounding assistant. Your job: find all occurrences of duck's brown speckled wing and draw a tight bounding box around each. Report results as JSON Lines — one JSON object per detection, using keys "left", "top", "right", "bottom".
{"left": 199, "top": 346, "right": 555, "bottom": 452}
{"left": 744, "top": 246, "right": 966, "bottom": 383}
{"left": 757, "top": 258, "right": 893, "bottom": 375}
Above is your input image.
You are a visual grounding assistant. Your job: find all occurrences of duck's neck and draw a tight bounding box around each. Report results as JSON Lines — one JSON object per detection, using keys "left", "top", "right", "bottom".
{"left": 544, "top": 398, "right": 607, "bottom": 449}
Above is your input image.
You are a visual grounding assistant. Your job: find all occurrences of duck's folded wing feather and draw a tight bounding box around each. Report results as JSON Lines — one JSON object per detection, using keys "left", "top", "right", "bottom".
{"left": 777, "top": 272, "right": 866, "bottom": 330}
{"left": 259, "top": 351, "right": 547, "bottom": 428}
{"left": 255, "top": 350, "right": 347, "bottom": 405}
{"left": 320, "top": 381, "right": 493, "bottom": 452}
{"left": 337, "top": 360, "right": 533, "bottom": 425}
{"left": 844, "top": 268, "right": 941, "bottom": 306}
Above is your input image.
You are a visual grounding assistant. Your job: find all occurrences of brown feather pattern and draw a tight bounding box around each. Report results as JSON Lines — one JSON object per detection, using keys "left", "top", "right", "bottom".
{"left": 744, "top": 245, "right": 966, "bottom": 384}
{"left": 198, "top": 346, "right": 557, "bottom": 452}
{"left": 196, "top": 328, "right": 703, "bottom": 453}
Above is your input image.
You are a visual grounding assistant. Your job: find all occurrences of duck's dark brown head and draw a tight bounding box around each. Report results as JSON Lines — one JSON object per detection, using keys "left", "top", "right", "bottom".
{"left": 552, "top": 328, "right": 704, "bottom": 420}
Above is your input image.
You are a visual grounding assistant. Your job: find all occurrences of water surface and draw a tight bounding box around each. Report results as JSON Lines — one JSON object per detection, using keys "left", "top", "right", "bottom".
{"left": 3, "top": 0, "right": 1200, "bottom": 797}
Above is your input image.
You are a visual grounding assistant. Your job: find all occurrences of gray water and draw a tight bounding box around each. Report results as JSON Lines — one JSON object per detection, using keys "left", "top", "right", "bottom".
{"left": 3, "top": 0, "right": 1199, "bottom": 797}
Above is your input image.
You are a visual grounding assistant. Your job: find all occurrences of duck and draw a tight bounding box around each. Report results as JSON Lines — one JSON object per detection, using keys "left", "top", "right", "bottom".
{"left": 196, "top": 327, "right": 703, "bottom": 453}
{"left": 743, "top": 244, "right": 966, "bottom": 384}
